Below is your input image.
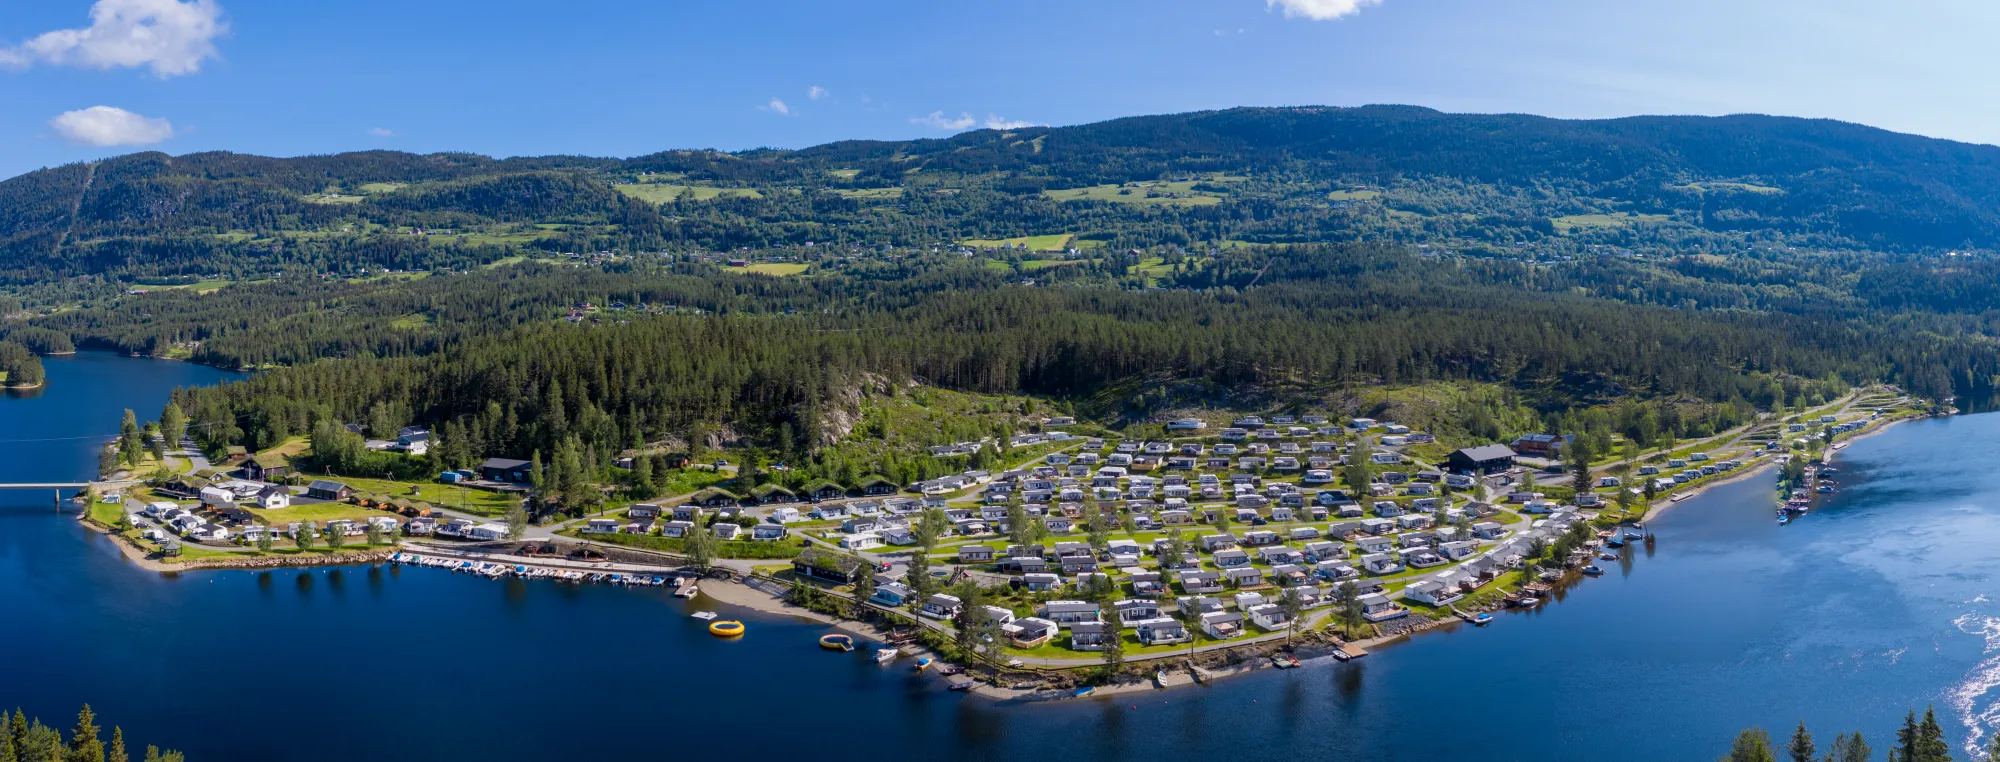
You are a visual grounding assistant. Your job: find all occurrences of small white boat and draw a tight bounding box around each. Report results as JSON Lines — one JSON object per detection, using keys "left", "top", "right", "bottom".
{"left": 676, "top": 584, "right": 698, "bottom": 598}
{"left": 691, "top": 611, "right": 718, "bottom": 621}
{"left": 875, "top": 648, "right": 899, "bottom": 664}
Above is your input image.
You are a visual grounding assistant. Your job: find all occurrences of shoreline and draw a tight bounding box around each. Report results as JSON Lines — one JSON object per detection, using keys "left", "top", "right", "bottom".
{"left": 1635, "top": 410, "right": 1924, "bottom": 524}
{"left": 49, "top": 404, "right": 1939, "bottom": 700}
{"left": 76, "top": 513, "right": 394, "bottom": 572}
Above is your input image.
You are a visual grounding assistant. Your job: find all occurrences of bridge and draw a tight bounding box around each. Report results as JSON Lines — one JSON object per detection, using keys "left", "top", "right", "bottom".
{"left": 0, "top": 483, "right": 92, "bottom": 489}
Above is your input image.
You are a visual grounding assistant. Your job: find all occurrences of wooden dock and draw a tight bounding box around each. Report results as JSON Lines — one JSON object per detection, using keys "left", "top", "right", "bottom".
{"left": 0, "top": 483, "right": 90, "bottom": 489}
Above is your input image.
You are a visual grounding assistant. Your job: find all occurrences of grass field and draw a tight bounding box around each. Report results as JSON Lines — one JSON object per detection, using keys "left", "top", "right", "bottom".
{"left": 614, "top": 183, "right": 763, "bottom": 204}
{"left": 1669, "top": 181, "right": 1782, "bottom": 195}
{"left": 1552, "top": 212, "right": 1673, "bottom": 232}
{"left": 1043, "top": 181, "right": 1223, "bottom": 207}
{"left": 830, "top": 187, "right": 904, "bottom": 200}
{"left": 828, "top": 169, "right": 862, "bottom": 180}
{"left": 390, "top": 313, "right": 435, "bottom": 329}
{"left": 141, "top": 279, "right": 233, "bottom": 295}
{"left": 1326, "top": 189, "right": 1382, "bottom": 201}
{"left": 306, "top": 194, "right": 366, "bottom": 205}
{"left": 358, "top": 183, "right": 406, "bottom": 194}
{"left": 739, "top": 263, "right": 809, "bottom": 276}
{"left": 324, "top": 476, "right": 522, "bottom": 517}
{"left": 246, "top": 501, "right": 383, "bottom": 526}
{"left": 960, "top": 234, "right": 1075, "bottom": 251}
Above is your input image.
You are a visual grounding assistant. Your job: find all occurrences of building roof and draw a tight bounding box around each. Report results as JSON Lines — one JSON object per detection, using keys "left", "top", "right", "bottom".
{"left": 481, "top": 457, "right": 531, "bottom": 470}
{"left": 1453, "top": 444, "right": 1517, "bottom": 462}
{"left": 308, "top": 480, "right": 349, "bottom": 493}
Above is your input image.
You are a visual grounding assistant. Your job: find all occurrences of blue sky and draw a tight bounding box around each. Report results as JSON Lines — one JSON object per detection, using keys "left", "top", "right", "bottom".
{"left": 4, "top": 0, "right": 2000, "bottom": 179}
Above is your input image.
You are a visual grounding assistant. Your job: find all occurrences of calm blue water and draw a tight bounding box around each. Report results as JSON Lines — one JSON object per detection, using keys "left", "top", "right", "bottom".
{"left": 4, "top": 355, "right": 1999, "bottom": 760}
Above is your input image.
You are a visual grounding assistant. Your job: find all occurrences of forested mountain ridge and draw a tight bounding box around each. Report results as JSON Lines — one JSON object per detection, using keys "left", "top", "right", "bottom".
{"left": 8, "top": 105, "right": 2000, "bottom": 286}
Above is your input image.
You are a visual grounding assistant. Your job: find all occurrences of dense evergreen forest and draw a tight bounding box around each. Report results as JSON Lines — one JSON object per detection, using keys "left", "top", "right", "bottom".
{"left": 6, "top": 105, "right": 2000, "bottom": 481}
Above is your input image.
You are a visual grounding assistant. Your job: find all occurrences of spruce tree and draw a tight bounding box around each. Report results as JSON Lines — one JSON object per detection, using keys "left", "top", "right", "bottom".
{"left": 68, "top": 705, "right": 103, "bottom": 762}
{"left": 106, "top": 729, "right": 124, "bottom": 762}
{"left": 1726, "top": 728, "right": 1778, "bottom": 762}
{"left": 1826, "top": 732, "right": 1872, "bottom": 762}
{"left": 1918, "top": 706, "right": 1951, "bottom": 762}
{"left": 1785, "top": 721, "right": 1814, "bottom": 762}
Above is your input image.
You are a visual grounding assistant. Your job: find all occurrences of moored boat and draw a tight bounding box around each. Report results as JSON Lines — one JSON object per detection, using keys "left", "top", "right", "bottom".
{"left": 875, "top": 648, "right": 899, "bottom": 664}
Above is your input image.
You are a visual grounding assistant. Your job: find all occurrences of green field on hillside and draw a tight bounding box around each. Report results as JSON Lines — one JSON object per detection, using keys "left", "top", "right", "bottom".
{"left": 614, "top": 183, "right": 763, "bottom": 204}
{"left": 961, "top": 234, "right": 1075, "bottom": 251}
{"left": 1044, "top": 180, "right": 1223, "bottom": 207}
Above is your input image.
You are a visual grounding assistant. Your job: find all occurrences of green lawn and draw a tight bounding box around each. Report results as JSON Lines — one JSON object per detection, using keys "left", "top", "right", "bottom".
{"left": 85, "top": 502, "right": 125, "bottom": 528}
{"left": 358, "top": 182, "right": 406, "bottom": 194}
{"left": 1326, "top": 189, "right": 1382, "bottom": 201}
{"left": 247, "top": 501, "right": 384, "bottom": 526}
{"left": 306, "top": 194, "right": 366, "bottom": 205}
{"left": 658, "top": 468, "right": 731, "bottom": 497}
{"left": 327, "top": 477, "right": 522, "bottom": 517}
{"left": 960, "top": 234, "right": 1075, "bottom": 252}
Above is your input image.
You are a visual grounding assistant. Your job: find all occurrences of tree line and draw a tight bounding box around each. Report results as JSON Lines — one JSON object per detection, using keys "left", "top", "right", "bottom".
{"left": 0, "top": 704, "right": 184, "bottom": 762}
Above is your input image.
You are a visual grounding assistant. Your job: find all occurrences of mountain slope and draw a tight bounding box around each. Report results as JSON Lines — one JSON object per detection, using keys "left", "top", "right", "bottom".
{"left": 6, "top": 105, "right": 2000, "bottom": 283}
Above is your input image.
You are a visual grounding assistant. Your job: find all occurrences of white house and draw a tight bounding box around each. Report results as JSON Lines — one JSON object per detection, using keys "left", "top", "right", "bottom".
{"left": 253, "top": 485, "right": 290, "bottom": 509}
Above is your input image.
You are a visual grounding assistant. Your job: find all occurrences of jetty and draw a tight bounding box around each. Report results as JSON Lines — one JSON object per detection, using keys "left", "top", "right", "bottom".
{"left": 0, "top": 483, "right": 90, "bottom": 490}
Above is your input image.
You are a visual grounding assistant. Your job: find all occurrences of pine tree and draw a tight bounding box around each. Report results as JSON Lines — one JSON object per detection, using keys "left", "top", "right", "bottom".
{"left": 106, "top": 729, "right": 124, "bottom": 762}
{"left": 632, "top": 456, "right": 655, "bottom": 498}
{"left": 1726, "top": 727, "right": 1778, "bottom": 762}
{"left": 1918, "top": 706, "right": 1951, "bottom": 762}
{"left": 10, "top": 710, "right": 26, "bottom": 759}
{"left": 68, "top": 705, "right": 103, "bottom": 762}
{"left": 1896, "top": 710, "right": 1921, "bottom": 762}
{"left": 850, "top": 554, "right": 876, "bottom": 604}
{"left": 1826, "top": 732, "right": 1872, "bottom": 762}
{"left": 1785, "top": 721, "right": 1814, "bottom": 762}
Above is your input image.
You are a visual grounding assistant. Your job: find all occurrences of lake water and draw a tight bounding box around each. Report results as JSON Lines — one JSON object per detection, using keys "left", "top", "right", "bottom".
{"left": 5, "top": 354, "right": 2000, "bottom": 760}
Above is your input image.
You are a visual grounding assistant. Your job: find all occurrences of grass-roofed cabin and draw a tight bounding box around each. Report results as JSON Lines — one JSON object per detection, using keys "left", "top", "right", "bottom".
{"left": 747, "top": 484, "right": 796, "bottom": 505}
{"left": 688, "top": 487, "right": 740, "bottom": 508}
{"left": 793, "top": 546, "right": 868, "bottom": 585}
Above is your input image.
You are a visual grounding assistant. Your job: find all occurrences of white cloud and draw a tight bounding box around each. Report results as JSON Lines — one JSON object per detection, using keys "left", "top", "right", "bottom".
{"left": 911, "top": 111, "right": 975, "bottom": 130}
{"left": 0, "top": 0, "right": 227, "bottom": 78}
{"left": 984, "top": 114, "right": 1040, "bottom": 130}
{"left": 762, "top": 97, "right": 791, "bottom": 115}
{"left": 1267, "top": 0, "right": 1382, "bottom": 21}
{"left": 49, "top": 106, "right": 175, "bottom": 146}
{"left": 368, "top": 127, "right": 393, "bottom": 137}
{"left": 808, "top": 85, "right": 828, "bottom": 101}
